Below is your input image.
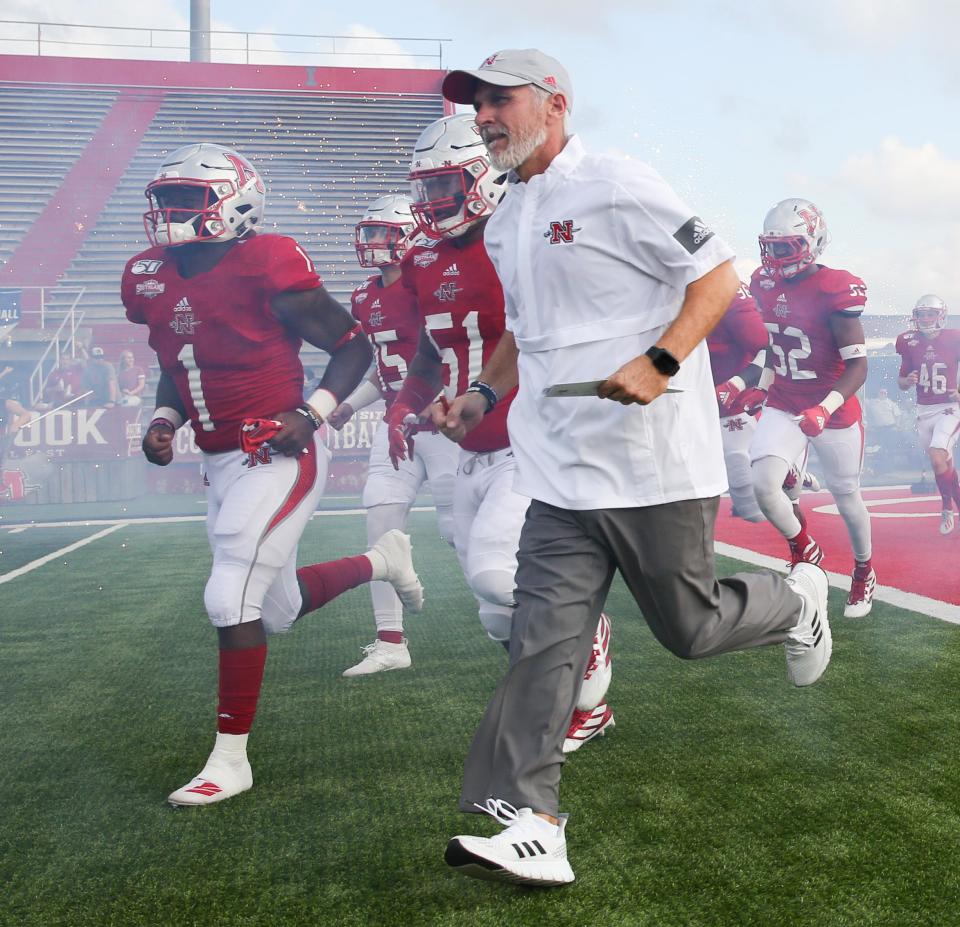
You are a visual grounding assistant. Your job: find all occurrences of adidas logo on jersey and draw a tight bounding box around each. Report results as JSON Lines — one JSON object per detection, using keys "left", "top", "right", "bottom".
{"left": 774, "top": 294, "right": 790, "bottom": 318}
{"left": 170, "top": 296, "right": 201, "bottom": 335}
{"left": 443, "top": 263, "right": 460, "bottom": 277}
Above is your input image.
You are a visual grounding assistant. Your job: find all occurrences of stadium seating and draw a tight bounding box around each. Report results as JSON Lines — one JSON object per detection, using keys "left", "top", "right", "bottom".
{"left": 0, "top": 84, "right": 118, "bottom": 267}
{"left": 47, "top": 88, "right": 445, "bottom": 320}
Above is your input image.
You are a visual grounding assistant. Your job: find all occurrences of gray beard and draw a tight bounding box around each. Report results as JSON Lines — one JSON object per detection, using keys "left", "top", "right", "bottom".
{"left": 487, "top": 124, "right": 548, "bottom": 172}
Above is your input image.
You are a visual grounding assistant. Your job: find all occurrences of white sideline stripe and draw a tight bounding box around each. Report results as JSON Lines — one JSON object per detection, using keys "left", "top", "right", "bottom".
{"left": 0, "top": 523, "right": 126, "bottom": 585}
{"left": 5, "top": 506, "right": 434, "bottom": 532}
{"left": 715, "top": 541, "right": 960, "bottom": 625}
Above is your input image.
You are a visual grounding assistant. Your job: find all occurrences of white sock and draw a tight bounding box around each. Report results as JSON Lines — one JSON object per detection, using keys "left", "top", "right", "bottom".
{"left": 211, "top": 732, "right": 248, "bottom": 763}
{"left": 365, "top": 549, "right": 389, "bottom": 581}
{"left": 834, "top": 490, "right": 872, "bottom": 562}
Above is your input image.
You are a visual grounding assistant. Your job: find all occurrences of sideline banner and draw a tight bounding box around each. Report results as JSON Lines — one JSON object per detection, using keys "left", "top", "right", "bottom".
{"left": 6, "top": 405, "right": 385, "bottom": 497}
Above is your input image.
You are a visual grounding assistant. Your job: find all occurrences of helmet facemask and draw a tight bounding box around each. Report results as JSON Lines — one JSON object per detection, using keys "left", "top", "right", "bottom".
{"left": 354, "top": 220, "right": 415, "bottom": 267}
{"left": 912, "top": 306, "right": 946, "bottom": 334}
{"left": 144, "top": 180, "right": 237, "bottom": 247}
{"left": 758, "top": 234, "right": 815, "bottom": 280}
{"left": 410, "top": 159, "right": 501, "bottom": 239}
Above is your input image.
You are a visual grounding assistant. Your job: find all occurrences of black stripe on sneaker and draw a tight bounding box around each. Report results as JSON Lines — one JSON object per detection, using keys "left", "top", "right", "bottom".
{"left": 814, "top": 630, "right": 823, "bottom": 646}
{"left": 521, "top": 842, "right": 536, "bottom": 857}
{"left": 532, "top": 840, "right": 545, "bottom": 854}
{"left": 512, "top": 843, "right": 524, "bottom": 857}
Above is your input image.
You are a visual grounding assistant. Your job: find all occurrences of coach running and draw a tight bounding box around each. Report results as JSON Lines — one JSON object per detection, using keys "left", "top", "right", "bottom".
{"left": 434, "top": 48, "right": 833, "bottom": 886}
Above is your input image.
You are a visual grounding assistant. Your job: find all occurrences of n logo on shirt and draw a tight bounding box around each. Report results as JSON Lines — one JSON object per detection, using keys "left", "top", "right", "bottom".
{"left": 433, "top": 282, "right": 461, "bottom": 302}
{"left": 545, "top": 219, "right": 580, "bottom": 244}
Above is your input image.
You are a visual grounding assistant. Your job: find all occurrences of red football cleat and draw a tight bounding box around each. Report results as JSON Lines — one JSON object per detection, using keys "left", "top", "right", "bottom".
{"left": 562, "top": 703, "right": 615, "bottom": 754}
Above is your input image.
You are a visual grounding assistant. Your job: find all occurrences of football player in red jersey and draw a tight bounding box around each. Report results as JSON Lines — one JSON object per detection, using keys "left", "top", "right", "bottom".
{"left": 327, "top": 193, "right": 460, "bottom": 676}
{"left": 896, "top": 295, "right": 960, "bottom": 534}
{"left": 122, "top": 144, "right": 424, "bottom": 807}
{"left": 710, "top": 283, "right": 770, "bottom": 522}
{"left": 389, "top": 115, "right": 614, "bottom": 750}
{"left": 748, "top": 198, "right": 876, "bottom": 618}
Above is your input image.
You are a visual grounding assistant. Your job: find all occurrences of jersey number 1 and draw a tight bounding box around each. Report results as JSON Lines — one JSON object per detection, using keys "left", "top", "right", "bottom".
{"left": 178, "top": 344, "right": 215, "bottom": 432}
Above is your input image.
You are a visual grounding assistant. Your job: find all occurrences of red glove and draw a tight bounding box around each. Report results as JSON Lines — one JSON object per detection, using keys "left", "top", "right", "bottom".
{"left": 240, "top": 418, "right": 283, "bottom": 453}
{"left": 384, "top": 402, "right": 417, "bottom": 470}
{"left": 737, "top": 387, "right": 768, "bottom": 416}
{"left": 715, "top": 379, "right": 742, "bottom": 414}
{"left": 798, "top": 405, "right": 830, "bottom": 437}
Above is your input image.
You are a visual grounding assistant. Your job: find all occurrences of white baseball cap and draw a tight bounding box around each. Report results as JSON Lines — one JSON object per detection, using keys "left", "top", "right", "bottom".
{"left": 442, "top": 48, "right": 574, "bottom": 113}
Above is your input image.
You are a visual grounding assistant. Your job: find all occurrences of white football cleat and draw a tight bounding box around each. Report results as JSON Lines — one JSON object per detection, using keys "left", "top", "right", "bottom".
{"left": 844, "top": 563, "right": 876, "bottom": 619}
{"left": 576, "top": 612, "right": 612, "bottom": 711}
{"left": 367, "top": 530, "right": 424, "bottom": 612}
{"left": 940, "top": 509, "right": 955, "bottom": 536}
{"left": 445, "top": 799, "right": 575, "bottom": 886}
{"left": 168, "top": 735, "right": 253, "bottom": 807}
{"left": 562, "top": 703, "right": 615, "bottom": 754}
{"left": 784, "top": 561, "right": 831, "bottom": 687}
{"left": 342, "top": 638, "right": 412, "bottom": 677}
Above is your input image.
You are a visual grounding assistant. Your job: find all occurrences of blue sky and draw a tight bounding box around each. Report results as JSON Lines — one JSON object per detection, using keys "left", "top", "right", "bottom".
{"left": 8, "top": 0, "right": 960, "bottom": 316}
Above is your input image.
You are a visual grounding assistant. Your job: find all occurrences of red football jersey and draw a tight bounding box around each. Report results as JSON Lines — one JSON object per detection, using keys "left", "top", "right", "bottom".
{"left": 350, "top": 274, "right": 421, "bottom": 409}
{"left": 122, "top": 234, "right": 320, "bottom": 453}
{"left": 401, "top": 234, "right": 516, "bottom": 453}
{"left": 896, "top": 328, "right": 960, "bottom": 406}
{"left": 707, "top": 283, "right": 769, "bottom": 387}
{"left": 750, "top": 264, "right": 867, "bottom": 428}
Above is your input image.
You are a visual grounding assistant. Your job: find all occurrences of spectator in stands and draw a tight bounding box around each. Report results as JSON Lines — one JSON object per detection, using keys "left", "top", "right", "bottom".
{"left": 44, "top": 356, "right": 83, "bottom": 407}
{"left": 865, "top": 387, "right": 902, "bottom": 466}
{"left": 81, "top": 346, "right": 117, "bottom": 407}
{"left": 117, "top": 349, "right": 146, "bottom": 406}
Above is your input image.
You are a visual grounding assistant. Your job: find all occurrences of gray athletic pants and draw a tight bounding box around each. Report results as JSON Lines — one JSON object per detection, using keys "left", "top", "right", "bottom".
{"left": 459, "top": 496, "right": 802, "bottom": 817}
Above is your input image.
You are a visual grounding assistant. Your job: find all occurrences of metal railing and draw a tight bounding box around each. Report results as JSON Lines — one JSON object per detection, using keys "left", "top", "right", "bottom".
{"left": 0, "top": 20, "right": 450, "bottom": 68}
{"left": 2, "top": 285, "right": 86, "bottom": 406}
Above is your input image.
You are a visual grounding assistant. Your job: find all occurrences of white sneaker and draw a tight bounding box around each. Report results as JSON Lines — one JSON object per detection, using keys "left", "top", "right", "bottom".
{"left": 940, "top": 509, "right": 955, "bottom": 536}
{"left": 342, "top": 638, "right": 412, "bottom": 677}
{"left": 167, "top": 734, "right": 252, "bottom": 807}
{"left": 445, "top": 799, "right": 575, "bottom": 886}
{"left": 576, "top": 612, "right": 612, "bottom": 711}
{"left": 368, "top": 530, "right": 424, "bottom": 612}
{"left": 783, "top": 562, "right": 832, "bottom": 687}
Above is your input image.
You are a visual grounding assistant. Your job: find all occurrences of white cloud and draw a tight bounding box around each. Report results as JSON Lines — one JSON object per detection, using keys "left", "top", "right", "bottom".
{"left": 456, "top": 0, "right": 663, "bottom": 31}
{"left": 0, "top": 0, "right": 192, "bottom": 59}
{"left": 841, "top": 136, "right": 960, "bottom": 220}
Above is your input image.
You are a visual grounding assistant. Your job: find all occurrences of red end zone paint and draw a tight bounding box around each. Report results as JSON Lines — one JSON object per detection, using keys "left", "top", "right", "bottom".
{"left": 714, "top": 487, "right": 960, "bottom": 607}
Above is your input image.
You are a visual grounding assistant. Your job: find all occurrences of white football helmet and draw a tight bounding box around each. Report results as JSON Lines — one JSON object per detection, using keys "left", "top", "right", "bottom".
{"left": 408, "top": 114, "right": 508, "bottom": 239}
{"left": 143, "top": 143, "right": 265, "bottom": 247}
{"left": 912, "top": 294, "right": 947, "bottom": 334}
{"left": 759, "top": 198, "right": 831, "bottom": 280}
{"left": 354, "top": 193, "right": 419, "bottom": 268}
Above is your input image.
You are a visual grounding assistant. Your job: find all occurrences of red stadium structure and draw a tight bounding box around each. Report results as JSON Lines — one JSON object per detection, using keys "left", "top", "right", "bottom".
{"left": 0, "top": 51, "right": 451, "bottom": 503}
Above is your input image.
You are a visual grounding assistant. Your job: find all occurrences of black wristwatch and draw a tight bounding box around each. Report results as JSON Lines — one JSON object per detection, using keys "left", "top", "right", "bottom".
{"left": 645, "top": 345, "right": 680, "bottom": 377}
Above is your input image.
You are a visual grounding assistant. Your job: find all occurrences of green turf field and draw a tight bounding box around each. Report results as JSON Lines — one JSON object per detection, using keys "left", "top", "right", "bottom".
{"left": 2, "top": 510, "right": 958, "bottom": 926}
